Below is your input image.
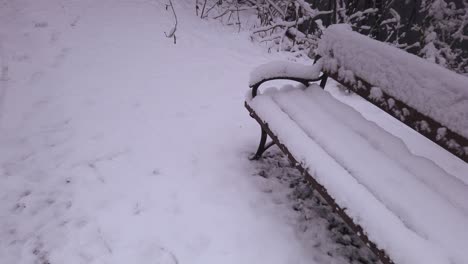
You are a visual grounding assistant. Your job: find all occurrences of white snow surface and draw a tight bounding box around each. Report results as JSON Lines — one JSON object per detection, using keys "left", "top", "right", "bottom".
{"left": 1, "top": 1, "right": 467, "bottom": 264}
{"left": 249, "top": 60, "right": 322, "bottom": 87}
{"left": 247, "top": 84, "right": 468, "bottom": 264}
{"left": 0, "top": 1, "right": 322, "bottom": 263}
{"left": 317, "top": 24, "right": 468, "bottom": 139}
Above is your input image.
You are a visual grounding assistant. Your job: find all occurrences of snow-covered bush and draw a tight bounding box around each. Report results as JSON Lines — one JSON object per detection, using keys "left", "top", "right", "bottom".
{"left": 197, "top": 0, "right": 468, "bottom": 75}
{"left": 415, "top": 0, "right": 468, "bottom": 74}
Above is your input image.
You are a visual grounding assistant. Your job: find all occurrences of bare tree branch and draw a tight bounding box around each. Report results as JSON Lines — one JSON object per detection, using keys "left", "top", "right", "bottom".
{"left": 164, "top": 0, "right": 177, "bottom": 44}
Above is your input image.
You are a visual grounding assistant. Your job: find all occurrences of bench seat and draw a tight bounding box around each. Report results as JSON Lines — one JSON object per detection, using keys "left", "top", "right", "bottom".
{"left": 246, "top": 84, "right": 468, "bottom": 264}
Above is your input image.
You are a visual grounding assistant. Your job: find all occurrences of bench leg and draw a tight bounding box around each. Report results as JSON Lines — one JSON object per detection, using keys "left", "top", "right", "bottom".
{"left": 250, "top": 128, "right": 276, "bottom": 160}
{"left": 320, "top": 74, "right": 328, "bottom": 88}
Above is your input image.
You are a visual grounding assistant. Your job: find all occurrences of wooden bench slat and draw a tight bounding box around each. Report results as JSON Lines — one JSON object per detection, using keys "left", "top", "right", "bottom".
{"left": 326, "top": 72, "right": 468, "bottom": 163}
{"left": 316, "top": 25, "right": 468, "bottom": 162}
{"left": 246, "top": 85, "right": 468, "bottom": 264}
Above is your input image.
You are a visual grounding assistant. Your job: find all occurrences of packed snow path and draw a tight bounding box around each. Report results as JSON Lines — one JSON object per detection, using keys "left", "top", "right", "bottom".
{"left": 1, "top": 1, "right": 467, "bottom": 264}
{"left": 0, "top": 1, "right": 348, "bottom": 263}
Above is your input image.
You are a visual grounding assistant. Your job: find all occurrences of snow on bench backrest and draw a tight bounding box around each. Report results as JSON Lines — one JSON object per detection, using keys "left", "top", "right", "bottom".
{"left": 317, "top": 24, "right": 468, "bottom": 145}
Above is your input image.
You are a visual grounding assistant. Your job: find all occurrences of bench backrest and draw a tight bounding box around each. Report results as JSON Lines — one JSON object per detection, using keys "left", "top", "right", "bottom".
{"left": 317, "top": 24, "right": 468, "bottom": 162}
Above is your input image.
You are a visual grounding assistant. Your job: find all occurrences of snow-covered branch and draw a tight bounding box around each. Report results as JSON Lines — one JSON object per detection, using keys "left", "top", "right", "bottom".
{"left": 196, "top": 0, "right": 467, "bottom": 74}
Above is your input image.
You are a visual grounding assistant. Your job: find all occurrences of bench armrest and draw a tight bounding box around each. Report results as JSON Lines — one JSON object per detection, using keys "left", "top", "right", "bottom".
{"left": 250, "top": 76, "right": 325, "bottom": 97}
{"left": 249, "top": 60, "right": 325, "bottom": 98}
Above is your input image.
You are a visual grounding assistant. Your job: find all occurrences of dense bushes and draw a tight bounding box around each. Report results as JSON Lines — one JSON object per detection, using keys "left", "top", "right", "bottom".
{"left": 197, "top": 0, "right": 468, "bottom": 75}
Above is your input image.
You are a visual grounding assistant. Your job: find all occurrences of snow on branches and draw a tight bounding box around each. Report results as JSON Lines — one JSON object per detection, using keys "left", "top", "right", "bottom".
{"left": 417, "top": 0, "right": 468, "bottom": 74}
{"left": 196, "top": 0, "right": 468, "bottom": 74}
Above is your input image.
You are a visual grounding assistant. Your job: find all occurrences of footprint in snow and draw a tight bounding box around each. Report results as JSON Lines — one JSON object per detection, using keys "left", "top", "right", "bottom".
{"left": 1, "top": 66, "right": 9, "bottom": 81}
{"left": 50, "top": 31, "right": 61, "bottom": 44}
{"left": 13, "top": 54, "right": 30, "bottom": 62}
{"left": 34, "top": 21, "right": 48, "bottom": 28}
{"left": 110, "top": 243, "right": 179, "bottom": 264}
{"left": 51, "top": 48, "right": 71, "bottom": 68}
{"left": 175, "top": 111, "right": 186, "bottom": 118}
{"left": 29, "top": 71, "right": 44, "bottom": 83}
{"left": 137, "top": 245, "right": 180, "bottom": 264}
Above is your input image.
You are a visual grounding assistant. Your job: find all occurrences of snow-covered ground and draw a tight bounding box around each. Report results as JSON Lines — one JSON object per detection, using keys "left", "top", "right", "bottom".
{"left": 1, "top": 1, "right": 466, "bottom": 264}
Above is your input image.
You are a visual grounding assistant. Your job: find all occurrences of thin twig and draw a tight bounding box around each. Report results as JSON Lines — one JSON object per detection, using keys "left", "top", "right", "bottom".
{"left": 236, "top": 3, "right": 241, "bottom": 32}
{"left": 202, "top": 1, "right": 220, "bottom": 18}
{"left": 200, "top": 0, "right": 208, "bottom": 18}
{"left": 164, "top": 0, "right": 178, "bottom": 44}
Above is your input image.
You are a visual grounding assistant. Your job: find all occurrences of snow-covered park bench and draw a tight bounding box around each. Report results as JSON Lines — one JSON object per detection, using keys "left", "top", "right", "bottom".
{"left": 245, "top": 25, "right": 468, "bottom": 264}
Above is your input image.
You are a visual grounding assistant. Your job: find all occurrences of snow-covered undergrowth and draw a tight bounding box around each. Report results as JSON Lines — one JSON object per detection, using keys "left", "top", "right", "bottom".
{"left": 1, "top": 1, "right": 467, "bottom": 264}
{"left": 252, "top": 151, "right": 379, "bottom": 264}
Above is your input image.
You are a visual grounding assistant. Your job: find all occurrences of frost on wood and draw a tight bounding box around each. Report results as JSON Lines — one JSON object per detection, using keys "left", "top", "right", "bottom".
{"left": 317, "top": 24, "right": 468, "bottom": 141}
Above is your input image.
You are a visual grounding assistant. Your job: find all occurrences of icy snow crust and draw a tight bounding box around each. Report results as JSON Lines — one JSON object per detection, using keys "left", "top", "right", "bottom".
{"left": 249, "top": 60, "right": 322, "bottom": 87}
{"left": 317, "top": 24, "right": 468, "bottom": 139}
{"left": 248, "top": 85, "right": 468, "bottom": 264}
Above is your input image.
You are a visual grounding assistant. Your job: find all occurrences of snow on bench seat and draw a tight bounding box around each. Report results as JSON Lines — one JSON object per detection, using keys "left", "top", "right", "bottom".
{"left": 317, "top": 24, "right": 468, "bottom": 140}
{"left": 246, "top": 85, "right": 468, "bottom": 264}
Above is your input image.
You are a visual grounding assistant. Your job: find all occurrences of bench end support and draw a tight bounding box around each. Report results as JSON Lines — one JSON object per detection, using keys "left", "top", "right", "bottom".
{"left": 250, "top": 128, "right": 268, "bottom": 160}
